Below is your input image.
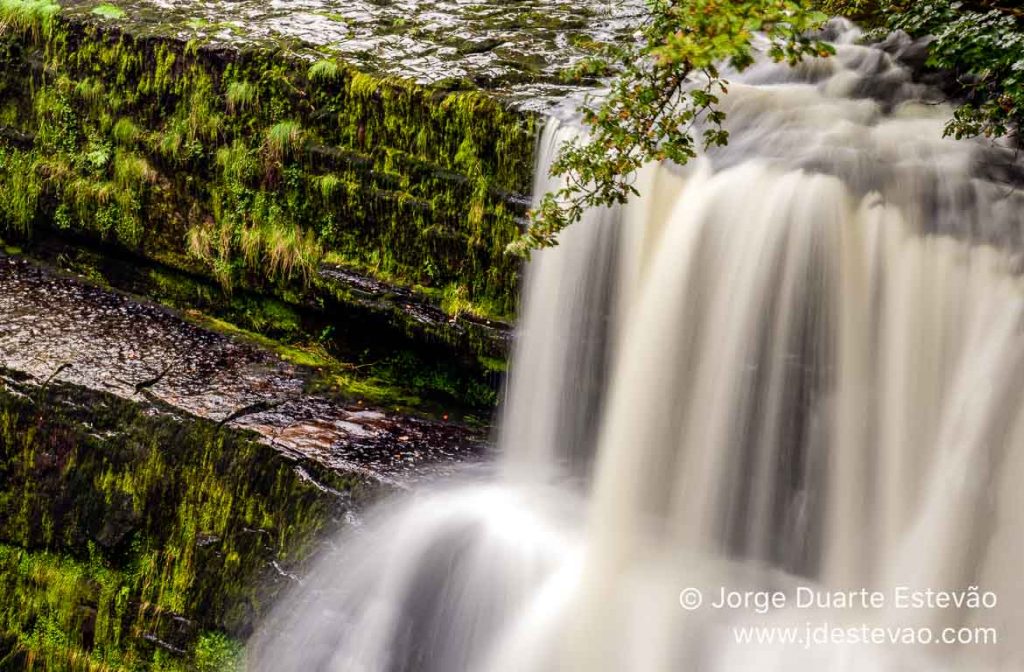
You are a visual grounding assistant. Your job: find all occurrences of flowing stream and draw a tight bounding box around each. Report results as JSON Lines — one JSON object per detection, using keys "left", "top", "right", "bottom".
{"left": 249, "top": 21, "right": 1024, "bottom": 671}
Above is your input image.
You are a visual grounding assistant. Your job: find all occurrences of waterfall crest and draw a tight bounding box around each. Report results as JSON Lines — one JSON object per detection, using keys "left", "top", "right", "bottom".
{"left": 249, "top": 21, "right": 1024, "bottom": 671}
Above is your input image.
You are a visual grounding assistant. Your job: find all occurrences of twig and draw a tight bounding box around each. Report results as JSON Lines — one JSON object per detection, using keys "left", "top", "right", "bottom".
{"left": 40, "top": 362, "right": 71, "bottom": 390}
{"left": 132, "top": 363, "right": 173, "bottom": 394}
{"left": 217, "top": 396, "right": 295, "bottom": 429}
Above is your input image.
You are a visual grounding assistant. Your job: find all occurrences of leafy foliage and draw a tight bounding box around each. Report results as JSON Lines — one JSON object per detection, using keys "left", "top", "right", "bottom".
{"left": 820, "top": 1, "right": 1024, "bottom": 139}
{"left": 885, "top": 0, "right": 1024, "bottom": 140}
{"left": 510, "top": 0, "right": 833, "bottom": 254}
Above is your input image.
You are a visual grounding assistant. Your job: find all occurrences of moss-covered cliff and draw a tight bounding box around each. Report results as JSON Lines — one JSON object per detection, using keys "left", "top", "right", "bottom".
{"left": 0, "top": 370, "right": 360, "bottom": 670}
{"left": 0, "top": 0, "right": 536, "bottom": 322}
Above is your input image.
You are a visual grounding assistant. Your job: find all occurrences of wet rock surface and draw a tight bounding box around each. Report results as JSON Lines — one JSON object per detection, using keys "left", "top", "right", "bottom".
{"left": 0, "top": 254, "right": 487, "bottom": 485}
{"left": 61, "top": 0, "right": 643, "bottom": 109}
{"left": 319, "top": 264, "right": 512, "bottom": 355}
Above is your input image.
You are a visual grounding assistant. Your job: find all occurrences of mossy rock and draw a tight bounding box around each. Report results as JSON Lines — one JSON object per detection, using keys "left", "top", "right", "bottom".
{"left": 0, "top": 372, "right": 361, "bottom": 669}
{"left": 0, "top": 1, "right": 537, "bottom": 324}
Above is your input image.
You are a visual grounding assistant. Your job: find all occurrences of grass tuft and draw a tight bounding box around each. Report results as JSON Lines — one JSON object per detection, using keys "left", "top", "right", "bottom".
{"left": 215, "top": 141, "right": 257, "bottom": 183}
{"left": 307, "top": 59, "right": 340, "bottom": 83}
{"left": 113, "top": 152, "right": 157, "bottom": 188}
{"left": 262, "top": 221, "right": 321, "bottom": 283}
{"left": 111, "top": 117, "right": 139, "bottom": 145}
{"left": 264, "top": 121, "right": 305, "bottom": 162}
{"left": 313, "top": 173, "right": 342, "bottom": 200}
{"left": 0, "top": 0, "right": 59, "bottom": 40}
{"left": 225, "top": 80, "right": 255, "bottom": 114}
{"left": 73, "top": 78, "right": 104, "bottom": 108}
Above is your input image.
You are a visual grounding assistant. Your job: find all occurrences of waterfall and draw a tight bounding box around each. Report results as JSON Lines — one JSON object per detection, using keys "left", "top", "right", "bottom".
{"left": 249, "top": 21, "right": 1024, "bottom": 671}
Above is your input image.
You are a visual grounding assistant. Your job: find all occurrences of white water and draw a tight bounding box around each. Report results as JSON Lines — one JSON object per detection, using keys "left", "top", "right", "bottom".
{"left": 250, "top": 22, "right": 1024, "bottom": 671}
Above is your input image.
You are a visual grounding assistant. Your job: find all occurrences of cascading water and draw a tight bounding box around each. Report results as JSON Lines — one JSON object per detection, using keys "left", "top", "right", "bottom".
{"left": 249, "top": 21, "right": 1024, "bottom": 671}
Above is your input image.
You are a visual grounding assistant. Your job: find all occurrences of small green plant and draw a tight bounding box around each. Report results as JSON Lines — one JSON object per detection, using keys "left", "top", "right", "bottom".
{"left": 90, "top": 2, "right": 124, "bottom": 19}
{"left": 264, "top": 120, "right": 305, "bottom": 161}
{"left": 263, "top": 220, "right": 322, "bottom": 284}
{"left": 308, "top": 59, "right": 341, "bottom": 83}
{"left": 111, "top": 117, "right": 139, "bottom": 145}
{"left": 236, "top": 219, "right": 322, "bottom": 285}
{"left": 225, "top": 80, "right": 255, "bottom": 114}
{"left": 157, "top": 128, "right": 185, "bottom": 162}
{"left": 238, "top": 221, "right": 263, "bottom": 269}
{"left": 113, "top": 152, "right": 157, "bottom": 188}
{"left": 187, "top": 221, "right": 234, "bottom": 289}
{"left": 84, "top": 142, "right": 111, "bottom": 170}
{"left": 0, "top": 147, "right": 42, "bottom": 235}
{"left": 193, "top": 632, "right": 244, "bottom": 672}
{"left": 313, "top": 173, "right": 342, "bottom": 200}
{"left": 440, "top": 283, "right": 472, "bottom": 319}
{"left": 184, "top": 89, "right": 223, "bottom": 143}
{"left": 73, "top": 78, "right": 105, "bottom": 108}
{"left": 216, "top": 141, "right": 257, "bottom": 183}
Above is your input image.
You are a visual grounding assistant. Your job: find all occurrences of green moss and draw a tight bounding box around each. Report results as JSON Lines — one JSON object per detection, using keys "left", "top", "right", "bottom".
{"left": 184, "top": 311, "right": 429, "bottom": 409}
{"left": 0, "top": 377, "right": 353, "bottom": 670}
{"left": 321, "top": 251, "right": 512, "bottom": 323}
{"left": 0, "top": 0, "right": 59, "bottom": 40}
{"left": 111, "top": 118, "right": 139, "bottom": 146}
{"left": 0, "top": 13, "right": 532, "bottom": 347}
{"left": 477, "top": 354, "right": 508, "bottom": 373}
{"left": 440, "top": 282, "right": 473, "bottom": 319}
{"left": 112, "top": 152, "right": 155, "bottom": 189}
{"left": 89, "top": 3, "right": 124, "bottom": 20}
{"left": 184, "top": 16, "right": 208, "bottom": 28}
{"left": 192, "top": 632, "right": 244, "bottom": 671}
{"left": 0, "top": 146, "right": 42, "bottom": 236}
{"left": 0, "top": 543, "right": 131, "bottom": 670}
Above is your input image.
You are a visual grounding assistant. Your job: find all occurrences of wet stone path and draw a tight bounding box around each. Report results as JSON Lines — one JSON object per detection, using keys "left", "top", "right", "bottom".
{"left": 0, "top": 254, "right": 486, "bottom": 485}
